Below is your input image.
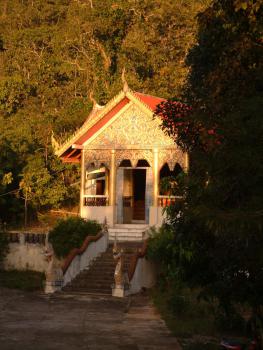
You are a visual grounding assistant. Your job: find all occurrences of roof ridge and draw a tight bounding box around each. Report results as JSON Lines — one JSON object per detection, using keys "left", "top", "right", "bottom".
{"left": 129, "top": 90, "right": 165, "bottom": 114}
{"left": 56, "top": 88, "right": 164, "bottom": 157}
{"left": 56, "top": 89, "right": 127, "bottom": 157}
{"left": 135, "top": 91, "right": 163, "bottom": 98}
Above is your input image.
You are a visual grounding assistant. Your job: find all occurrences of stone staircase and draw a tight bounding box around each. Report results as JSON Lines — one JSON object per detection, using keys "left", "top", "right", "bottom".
{"left": 108, "top": 224, "right": 149, "bottom": 241}
{"left": 62, "top": 242, "right": 142, "bottom": 295}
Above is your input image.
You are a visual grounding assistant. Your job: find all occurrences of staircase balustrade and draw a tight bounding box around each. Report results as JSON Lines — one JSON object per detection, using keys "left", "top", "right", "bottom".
{"left": 44, "top": 226, "right": 109, "bottom": 294}
{"left": 111, "top": 239, "right": 156, "bottom": 297}
{"left": 157, "top": 195, "right": 183, "bottom": 207}
{"left": 83, "top": 195, "right": 109, "bottom": 206}
{"left": 126, "top": 239, "right": 156, "bottom": 295}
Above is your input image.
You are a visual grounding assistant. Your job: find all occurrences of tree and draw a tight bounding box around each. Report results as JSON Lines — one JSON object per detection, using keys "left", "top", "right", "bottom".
{"left": 155, "top": 0, "right": 263, "bottom": 326}
{"left": 0, "top": 0, "right": 209, "bottom": 224}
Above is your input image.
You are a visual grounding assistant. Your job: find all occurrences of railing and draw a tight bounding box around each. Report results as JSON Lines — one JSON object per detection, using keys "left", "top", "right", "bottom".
{"left": 62, "top": 228, "right": 109, "bottom": 288}
{"left": 128, "top": 240, "right": 148, "bottom": 281}
{"left": 6, "top": 232, "right": 19, "bottom": 243}
{"left": 158, "top": 195, "right": 183, "bottom": 207}
{"left": 126, "top": 239, "right": 156, "bottom": 295}
{"left": 83, "top": 195, "right": 109, "bottom": 206}
{"left": 4, "top": 231, "right": 47, "bottom": 245}
{"left": 4, "top": 231, "right": 48, "bottom": 273}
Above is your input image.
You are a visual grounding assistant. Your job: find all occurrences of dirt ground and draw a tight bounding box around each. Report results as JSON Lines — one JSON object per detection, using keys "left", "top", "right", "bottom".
{"left": 0, "top": 288, "right": 181, "bottom": 350}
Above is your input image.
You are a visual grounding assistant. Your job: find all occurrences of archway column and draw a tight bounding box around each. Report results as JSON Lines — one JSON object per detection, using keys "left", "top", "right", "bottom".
{"left": 80, "top": 149, "right": 86, "bottom": 217}
{"left": 109, "top": 149, "right": 116, "bottom": 207}
{"left": 153, "top": 148, "right": 159, "bottom": 207}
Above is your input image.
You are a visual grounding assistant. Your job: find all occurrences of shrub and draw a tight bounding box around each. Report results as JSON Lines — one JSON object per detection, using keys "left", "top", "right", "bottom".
{"left": 147, "top": 225, "right": 174, "bottom": 262}
{"left": 147, "top": 224, "right": 178, "bottom": 284}
{"left": 215, "top": 307, "right": 246, "bottom": 333}
{"left": 48, "top": 217, "right": 101, "bottom": 258}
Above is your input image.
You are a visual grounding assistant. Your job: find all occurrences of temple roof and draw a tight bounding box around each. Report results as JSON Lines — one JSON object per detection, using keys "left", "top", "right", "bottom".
{"left": 134, "top": 92, "right": 165, "bottom": 111}
{"left": 56, "top": 88, "right": 166, "bottom": 163}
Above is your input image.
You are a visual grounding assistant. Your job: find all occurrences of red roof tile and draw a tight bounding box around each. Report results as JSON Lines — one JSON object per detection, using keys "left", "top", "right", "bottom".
{"left": 134, "top": 92, "right": 166, "bottom": 111}
{"left": 58, "top": 90, "right": 166, "bottom": 162}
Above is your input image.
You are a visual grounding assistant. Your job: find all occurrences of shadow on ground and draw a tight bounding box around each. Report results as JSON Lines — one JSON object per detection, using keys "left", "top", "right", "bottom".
{"left": 0, "top": 288, "right": 181, "bottom": 350}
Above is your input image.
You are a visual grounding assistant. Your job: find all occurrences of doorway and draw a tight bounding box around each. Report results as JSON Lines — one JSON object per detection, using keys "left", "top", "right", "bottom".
{"left": 132, "top": 169, "right": 146, "bottom": 221}
{"left": 122, "top": 168, "right": 146, "bottom": 223}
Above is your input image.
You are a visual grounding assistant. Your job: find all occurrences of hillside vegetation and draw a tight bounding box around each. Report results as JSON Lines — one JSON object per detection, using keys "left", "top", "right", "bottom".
{"left": 0, "top": 0, "right": 209, "bottom": 225}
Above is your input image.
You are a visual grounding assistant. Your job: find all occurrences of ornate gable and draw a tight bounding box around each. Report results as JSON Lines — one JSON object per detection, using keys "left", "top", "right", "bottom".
{"left": 85, "top": 103, "right": 175, "bottom": 149}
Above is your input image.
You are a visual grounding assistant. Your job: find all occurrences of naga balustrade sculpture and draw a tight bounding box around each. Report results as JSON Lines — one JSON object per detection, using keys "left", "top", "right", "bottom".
{"left": 112, "top": 240, "right": 124, "bottom": 288}
{"left": 44, "top": 243, "right": 63, "bottom": 293}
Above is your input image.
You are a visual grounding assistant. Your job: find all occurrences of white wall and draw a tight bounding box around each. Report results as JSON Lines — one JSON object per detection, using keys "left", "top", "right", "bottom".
{"left": 4, "top": 243, "right": 47, "bottom": 272}
{"left": 81, "top": 205, "right": 115, "bottom": 226}
{"left": 129, "top": 257, "right": 156, "bottom": 295}
{"left": 149, "top": 206, "right": 166, "bottom": 227}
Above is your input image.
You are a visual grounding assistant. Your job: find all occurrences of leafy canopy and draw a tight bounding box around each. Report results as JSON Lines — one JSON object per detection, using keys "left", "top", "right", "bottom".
{"left": 154, "top": 0, "right": 263, "bottom": 314}
{"left": 0, "top": 0, "right": 209, "bottom": 224}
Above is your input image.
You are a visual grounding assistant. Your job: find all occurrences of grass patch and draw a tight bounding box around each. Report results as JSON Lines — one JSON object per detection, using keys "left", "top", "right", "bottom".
{"left": 152, "top": 285, "right": 221, "bottom": 349}
{"left": 0, "top": 269, "right": 45, "bottom": 291}
{"left": 152, "top": 285, "right": 252, "bottom": 349}
{"left": 152, "top": 286, "right": 218, "bottom": 338}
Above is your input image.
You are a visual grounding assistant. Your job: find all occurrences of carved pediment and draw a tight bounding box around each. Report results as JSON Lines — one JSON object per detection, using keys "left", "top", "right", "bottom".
{"left": 85, "top": 104, "right": 175, "bottom": 149}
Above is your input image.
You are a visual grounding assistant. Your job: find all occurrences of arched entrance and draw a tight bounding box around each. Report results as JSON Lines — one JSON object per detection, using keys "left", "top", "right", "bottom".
{"left": 158, "top": 162, "right": 183, "bottom": 207}
{"left": 116, "top": 159, "right": 151, "bottom": 224}
{"left": 84, "top": 162, "right": 109, "bottom": 206}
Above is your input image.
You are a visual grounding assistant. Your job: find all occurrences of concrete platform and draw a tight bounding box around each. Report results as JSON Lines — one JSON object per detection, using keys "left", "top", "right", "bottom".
{"left": 0, "top": 288, "right": 181, "bottom": 350}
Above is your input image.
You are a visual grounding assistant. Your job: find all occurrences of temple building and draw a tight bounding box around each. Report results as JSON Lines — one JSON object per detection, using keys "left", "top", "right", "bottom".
{"left": 56, "top": 86, "right": 188, "bottom": 240}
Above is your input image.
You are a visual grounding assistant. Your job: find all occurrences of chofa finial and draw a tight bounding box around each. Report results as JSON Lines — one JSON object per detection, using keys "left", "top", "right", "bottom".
{"left": 89, "top": 90, "right": 103, "bottom": 110}
{"left": 89, "top": 90, "right": 97, "bottom": 106}
{"left": 121, "top": 67, "right": 129, "bottom": 93}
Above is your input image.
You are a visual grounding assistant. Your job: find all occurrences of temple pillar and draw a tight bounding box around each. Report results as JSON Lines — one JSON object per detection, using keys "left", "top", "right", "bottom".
{"left": 153, "top": 148, "right": 159, "bottom": 207}
{"left": 149, "top": 148, "right": 162, "bottom": 227}
{"left": 145, "top": 167, "right": 153, "bottom": 224}
{"left": 116, "top": 168, "right": 124, "bottom": 224}
{"left": 80, "top": 149, "right": 86, "bottom": 217}
{"left": 109, "top": 150, "right": 116, "bottom": 224}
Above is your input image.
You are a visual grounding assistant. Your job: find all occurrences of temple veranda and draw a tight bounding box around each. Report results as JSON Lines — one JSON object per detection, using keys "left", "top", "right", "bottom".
{"left": 56, "top": 87, "right": 189, "bottom": 241}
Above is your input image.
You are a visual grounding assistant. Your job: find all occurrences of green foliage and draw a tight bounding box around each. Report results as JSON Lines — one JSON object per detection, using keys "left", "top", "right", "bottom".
{"left": 155, "top": 0, "right": 263, "bottom": 319}
{"left": 147, "top": 225, "right": 181, "bottom": 282}
{"left": 215, "top": 307, "right": 246, "bottom": 333}
{"left": 0, "top": 76, "right": 33, "bottom": 115}
{"left": 0, "top": 270, "right": 45, "bottom": 291}
{"left": 0, "top": 0, "right": 210, "bottom": 225}
{"left": 19, "top": 155, "right": 69, "bottom": 208}
{"left": 48, "top": 217, "right": 101, "bottom": 258}
{"left": 152, "top": 285, "right": 218, "bottom": 339}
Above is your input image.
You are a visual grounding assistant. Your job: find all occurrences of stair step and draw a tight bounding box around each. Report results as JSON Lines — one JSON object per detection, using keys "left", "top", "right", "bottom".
{"left": 62, "top": 241, "right": 144, "bottom": 296}
{"left": 109, "top": 228, "right": 146, "bottom": 232}
{"left": 58, "top": 291, "right": 112, "bottom": 297}
{"left": 64, "top": 282, "right": 112, "bottom": 288}
{"left": 113, "top": 224, "right": 148, "bottom": 229}
{"left": 64, "top": 287, "right": 112, "bottom": 294}
{"left": 67, "top": 281, "right": 112, "bottom": 286}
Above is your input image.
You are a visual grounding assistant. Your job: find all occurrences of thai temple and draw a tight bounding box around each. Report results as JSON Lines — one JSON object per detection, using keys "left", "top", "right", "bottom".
{"left": 56, "top": 84, "right": 188, "bottom": 242}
